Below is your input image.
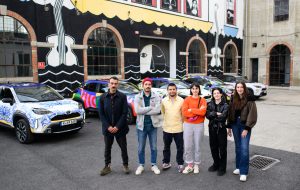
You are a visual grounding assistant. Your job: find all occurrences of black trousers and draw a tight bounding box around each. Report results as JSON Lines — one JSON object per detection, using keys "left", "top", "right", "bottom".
{"left": 162, "top": 131, "right": 184, "bottom": 165}
{"left": 104, "top": 135, "right": 128, "bottom": 166}
{"left": 209, "top": 126, "right": 227, "bottom": 171}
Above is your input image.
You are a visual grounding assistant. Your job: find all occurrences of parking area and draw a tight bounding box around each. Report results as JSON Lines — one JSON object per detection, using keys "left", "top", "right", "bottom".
{"left": 0, "top": 88, "right": 299, "bottom": 190}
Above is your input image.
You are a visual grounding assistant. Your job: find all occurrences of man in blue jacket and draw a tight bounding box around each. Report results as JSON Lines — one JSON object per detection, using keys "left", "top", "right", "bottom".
{"left": 99, "top": 76, "right": 130, "bottom": 176}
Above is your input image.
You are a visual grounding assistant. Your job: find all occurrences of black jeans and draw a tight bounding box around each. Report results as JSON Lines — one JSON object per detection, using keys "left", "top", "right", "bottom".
{"left": 209, "top": 126, "right": 227, "bottom": 171}
{"left": 104, "top": 135, "right": 128, "bottom": 166}
{"left": 162, "top": 131, "right": 184, "bottom": 165}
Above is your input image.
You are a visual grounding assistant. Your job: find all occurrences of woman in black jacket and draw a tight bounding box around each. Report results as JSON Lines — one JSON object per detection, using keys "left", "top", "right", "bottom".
{"left": 206, "top": 87, "right": 230, "bottom": 176}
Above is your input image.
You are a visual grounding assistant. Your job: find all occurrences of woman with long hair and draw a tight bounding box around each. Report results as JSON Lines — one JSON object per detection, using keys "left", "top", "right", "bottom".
{"left": 181, "top": 83, "right": 207, "bottom": 174}
{"left": 206, "top": 87, "right": 230, "bottom": 176}
{"left": 228, "top": 82, "right": 257, "bottom": 182}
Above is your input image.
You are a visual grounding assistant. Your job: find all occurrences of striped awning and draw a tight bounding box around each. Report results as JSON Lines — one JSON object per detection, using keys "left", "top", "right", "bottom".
{"left": 72, "top": 0, "right": 212, "bottom": 33}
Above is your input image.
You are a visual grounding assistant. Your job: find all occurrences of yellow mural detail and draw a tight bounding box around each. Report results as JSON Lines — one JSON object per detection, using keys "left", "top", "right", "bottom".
{"left": 71, "top": 0, "right": 212, "bottom": 32}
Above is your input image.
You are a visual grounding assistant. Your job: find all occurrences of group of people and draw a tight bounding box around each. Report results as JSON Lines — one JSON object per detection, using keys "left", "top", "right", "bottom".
{"left": 98, "top": 76, "right": 257, "bottom": 182}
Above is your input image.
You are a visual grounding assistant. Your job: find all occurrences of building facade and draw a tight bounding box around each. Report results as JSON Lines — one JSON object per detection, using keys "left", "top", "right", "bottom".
{"left": 0, "top": 0, "right": 244, "bottom": 95}
{"left": 244, "top": 0, "right": 300, "bottom": 87}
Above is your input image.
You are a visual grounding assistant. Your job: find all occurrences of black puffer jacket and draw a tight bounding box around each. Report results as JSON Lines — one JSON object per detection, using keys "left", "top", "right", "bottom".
{"left": 206, "top": 96, "right": 229, "bottom": 128}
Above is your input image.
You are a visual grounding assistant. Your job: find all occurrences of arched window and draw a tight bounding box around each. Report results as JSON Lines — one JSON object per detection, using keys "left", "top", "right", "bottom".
{"left": 0, "top": 16, "right": 32, "bottom": 78}
{"left": 188, "top": 40, "right": 205, "bottom": 74}
{"left": 87, "top": 27, "right": 120, "bottom": 75}
{"left": 269, "top": 45, "right": 290, "bottom": 86}
{"left": 224, "top": 44, "right": 237, "bottom": 73}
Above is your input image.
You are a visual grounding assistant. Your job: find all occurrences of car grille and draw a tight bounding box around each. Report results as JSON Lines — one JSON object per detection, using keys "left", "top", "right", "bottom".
{"left": 50, "top": 122, "right": 83, "bottom": 133}
{"left": 51, "top": 113, "right": 81, "bottom": 121}
{"left": 262, "top": 88, "right": 267, "bottom": 91}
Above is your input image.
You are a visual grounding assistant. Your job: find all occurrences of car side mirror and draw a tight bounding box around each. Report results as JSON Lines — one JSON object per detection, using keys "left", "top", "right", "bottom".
{"left": 2, "top": 98, "right": 13, "bottom": 105}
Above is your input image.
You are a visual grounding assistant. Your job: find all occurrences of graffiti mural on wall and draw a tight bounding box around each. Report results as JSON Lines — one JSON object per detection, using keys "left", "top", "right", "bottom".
{"left": 208, "top": 3, "right": 223, "bottom": 76}
{"left": 23, "top": 0, "right": 84, "bottom": 96}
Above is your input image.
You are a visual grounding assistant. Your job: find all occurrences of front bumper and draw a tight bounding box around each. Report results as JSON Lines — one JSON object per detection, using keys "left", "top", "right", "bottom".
{"left": 44, "top": 118, "right": 85, "bottom": 134}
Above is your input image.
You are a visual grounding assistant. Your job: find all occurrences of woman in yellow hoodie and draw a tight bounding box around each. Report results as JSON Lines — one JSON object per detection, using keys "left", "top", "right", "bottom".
{"left": 182, "top": 83, "right": 207, "bottom": 174}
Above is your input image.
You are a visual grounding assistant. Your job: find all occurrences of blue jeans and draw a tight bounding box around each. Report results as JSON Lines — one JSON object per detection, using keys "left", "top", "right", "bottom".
{"left": 137, "top": 125, "right": 157, "bottom": 165}
{"left": 232, "top": 118, "right": 251, "bottom": 175}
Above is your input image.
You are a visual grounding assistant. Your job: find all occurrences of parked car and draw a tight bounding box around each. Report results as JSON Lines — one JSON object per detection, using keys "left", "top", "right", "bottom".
{"left": 72, "top": 80, "right": 138, "bottom": 124}
{"left": 218, "top": 74, "right": 267, "bottom": 98}
{"left": 184, "top": 75, "right": 234, "bottom": 101}
{"left": 0, "top": 83, "right": 85, "bottom": 144}
{"left": 138, "top": 78, "right": 212, "bottom": 102}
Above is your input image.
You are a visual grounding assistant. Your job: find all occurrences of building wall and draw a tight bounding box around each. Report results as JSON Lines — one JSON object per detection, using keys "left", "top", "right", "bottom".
{"left": 0, "top": 0, "right": 244, "bottom": 95}
{"left": 245, "top": 0, "right": 300, "bottom": 86}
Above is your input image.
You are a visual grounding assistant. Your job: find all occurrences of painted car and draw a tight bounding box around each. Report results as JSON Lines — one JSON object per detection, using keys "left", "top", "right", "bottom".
{"left": 72, "top": 80, "right": 138, "bottom": 124}
{"left": 184, "top": 76, "right": 234, "bottom": 101}
{"left": 138, "top": 78, "right": 212, "bottom": 102}
{"left": 218, "top": 75, "right": 268, "bottom": 99}
{"left": 0, "top": 83, "right": 85, "bottom": 144}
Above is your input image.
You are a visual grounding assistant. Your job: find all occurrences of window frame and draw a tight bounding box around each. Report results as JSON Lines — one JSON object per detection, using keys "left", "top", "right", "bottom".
{"left": 274, "top": 0, "right": 289, "bottom": 22}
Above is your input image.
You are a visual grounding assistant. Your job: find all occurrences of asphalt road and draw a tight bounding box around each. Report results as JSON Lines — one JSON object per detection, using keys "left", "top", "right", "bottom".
{"left": 0, "top": 88, "right": 299, "bottom": 190}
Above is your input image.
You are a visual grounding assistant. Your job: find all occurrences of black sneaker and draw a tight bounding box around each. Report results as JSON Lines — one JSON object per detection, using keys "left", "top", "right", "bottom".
{"left": 217, "top": 170, "right": 226, "bottom": 176}
{"left": 100, "top": 166, "right": 111, "bottom": 176}
{"left": 208, "top": 165, "right": 218, "bottom": 172}
{"left": 123, "top": 165, "right": 130, "bottom": 174}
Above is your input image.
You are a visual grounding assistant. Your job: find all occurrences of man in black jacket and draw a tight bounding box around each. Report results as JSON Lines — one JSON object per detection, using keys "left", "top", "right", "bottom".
{"left": 99, "top": 76, "right": 130, "bottom": 176}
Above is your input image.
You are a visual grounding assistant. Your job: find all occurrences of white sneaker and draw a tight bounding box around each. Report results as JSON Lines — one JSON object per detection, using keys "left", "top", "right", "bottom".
{"left": 135, "top": 165, "right": 144, "bottom": 175}
{"left": 193, "top": 164, "right": 199, "bottom": 174}
{"left": 151, "top": 165, "right": 161, "bottom": 175}
{"left": 240, "top": 175, "right": 247, "bottom": 182}
{"left": 233, "top": 169, "right": 240, "bottom": 175}
{"left": 182, "top": 165, "right": 193, "bottom": 174}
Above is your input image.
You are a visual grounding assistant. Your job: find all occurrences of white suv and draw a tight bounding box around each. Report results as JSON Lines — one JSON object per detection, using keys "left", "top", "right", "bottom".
{"left": 0, "top": 83, "right": 85, "bottom": 143}
{"left": 219, "top": 75, "right": 267, "bottom": 99}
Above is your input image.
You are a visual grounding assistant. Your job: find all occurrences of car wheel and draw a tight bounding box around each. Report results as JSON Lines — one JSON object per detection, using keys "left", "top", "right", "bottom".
{"left": 127, "top": 107, "right": 135, "bottom": 125}
{"left": 15, "top": 119, "right": 34, "bottom": 144}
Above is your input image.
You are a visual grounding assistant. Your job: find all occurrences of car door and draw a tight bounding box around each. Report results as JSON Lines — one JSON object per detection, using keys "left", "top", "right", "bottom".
{"left": 82, "top": 83, "right": 98, "bottom": 109}
{"left": 0, "top": 87, "right": 15, "bottom": 127}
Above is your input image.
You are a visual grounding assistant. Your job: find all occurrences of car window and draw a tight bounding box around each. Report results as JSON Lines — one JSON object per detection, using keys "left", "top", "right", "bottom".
{"left": 14, "top": 85, "right": 63, "bottom": 102}
{"left": 118, "top": 83, "right": 139, "bottom": 94}
{"left": 1, "top": 88, "right": 14, "bottom": 100}
{"left": 84, "top": 83, "right": 97, "bottom": 92}
{"left": 151, "top": 81, "right": 158, "bottom": 88}
{"left": 98, "top": 83, "right": 108, "bottom": 93}
{"left": 0, "top": 87, "right": 3, "bottom": 100}
{"left": 185, "top": 78, "right": 194, "bottom": 84}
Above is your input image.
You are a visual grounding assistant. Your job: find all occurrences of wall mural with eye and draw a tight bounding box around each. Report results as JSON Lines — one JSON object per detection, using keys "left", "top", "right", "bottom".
{"left": 139, "top": 38, "right": 170, "bottom": 78}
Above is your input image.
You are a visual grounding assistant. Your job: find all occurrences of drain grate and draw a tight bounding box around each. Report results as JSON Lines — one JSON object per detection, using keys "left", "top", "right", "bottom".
{"left": 249, "top": 155, "right": 280, "bottom": 170}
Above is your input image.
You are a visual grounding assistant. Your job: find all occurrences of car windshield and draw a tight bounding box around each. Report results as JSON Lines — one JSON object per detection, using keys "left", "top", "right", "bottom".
{"left": 160, "top": 80, "right": 190, "bottom": 89}
{"left": 209, "top": 78, "right": 225, "bottom": 85}
{"left": 14, "top": 85, "right": 63, "bottom": 102}
{"left": 118, "top": 83, "right": 139, "bottom": 94}
{"left": 170, "top": 80, "right": 190, "bottom": 88}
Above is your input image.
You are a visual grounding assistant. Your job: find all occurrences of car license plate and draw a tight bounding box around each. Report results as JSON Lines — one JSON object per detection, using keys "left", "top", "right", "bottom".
{"left": 61, "top": 119, "right": 77, "bottom": 126}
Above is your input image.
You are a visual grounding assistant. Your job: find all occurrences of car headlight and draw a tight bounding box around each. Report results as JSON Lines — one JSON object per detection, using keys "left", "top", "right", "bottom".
{"left": 32, "top": 108, "right": 52, "bottom": 115}
{"left": 78, "top": 102, "right": 83, "bottom": 109}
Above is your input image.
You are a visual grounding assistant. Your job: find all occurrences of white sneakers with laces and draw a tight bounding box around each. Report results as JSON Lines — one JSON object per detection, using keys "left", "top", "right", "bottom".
{"left": 193, "top": 164, "right": 199, "bottom": 174}
{"left": 151, "top": 165, "right": 160, "bottom": 175}
{"left": 135, "top": 165, "right": 144, "bottom": 175}
{"left": 233, "top": 169, "right": 240, "bottom": 175}
{"left": 240, "top": 175, "right": 247, "bottom": 182}
{"left": 151, "top": 165, "right": 161, "bottom": 175}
